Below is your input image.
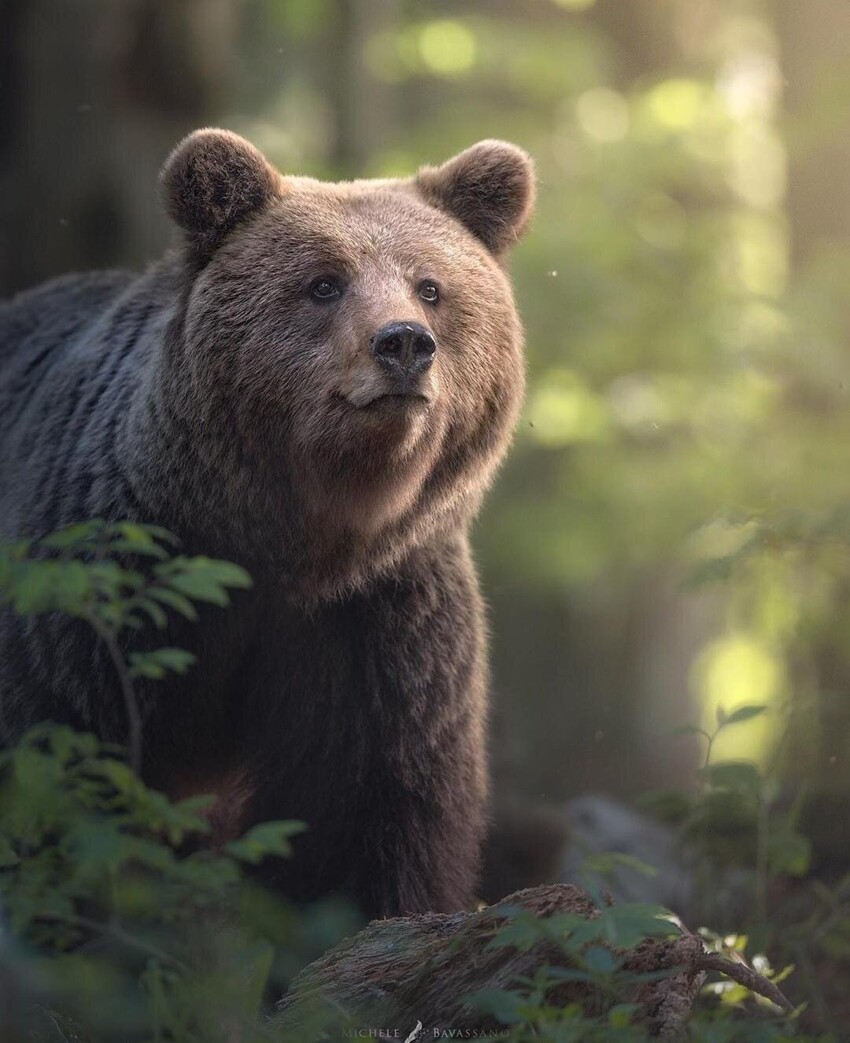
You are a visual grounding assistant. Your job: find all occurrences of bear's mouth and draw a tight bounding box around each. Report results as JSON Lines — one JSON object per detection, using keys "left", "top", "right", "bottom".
{"left": 338, "top": 389, "right": 432, "bottom": 411}
{"left": 364, "top": 392, "right": 430, "bottom": 409}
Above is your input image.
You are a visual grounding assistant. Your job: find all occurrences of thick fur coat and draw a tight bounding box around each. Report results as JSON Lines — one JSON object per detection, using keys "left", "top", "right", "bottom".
{"left": 0, "top": 130, "right": 534, "bottom": 917}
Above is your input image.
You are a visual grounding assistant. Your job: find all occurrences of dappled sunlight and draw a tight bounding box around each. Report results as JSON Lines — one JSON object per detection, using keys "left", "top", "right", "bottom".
{"left": 691, "top": 633, "right": 783, "bottom": 764}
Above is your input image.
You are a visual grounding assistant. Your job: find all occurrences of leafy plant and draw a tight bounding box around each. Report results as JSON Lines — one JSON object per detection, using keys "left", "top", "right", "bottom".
{"left": 0, "top": 519, "right": 252, "bottom": 771}
{"left": 636, "top": 702, "right": 812, "bottom": 932}
{"left": 0, "top": 522, "right": 356, "bottom": 1041}
{"left": 463, "top": 894, "right": 802, "bottom": 1041}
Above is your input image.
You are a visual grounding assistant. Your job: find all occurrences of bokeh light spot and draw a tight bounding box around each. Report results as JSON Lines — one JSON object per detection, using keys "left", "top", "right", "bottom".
{"left": 575, "top": 87, "right": 629, "bottom": 142}
{"left": 692, "top": 634, "right": 782, "bottom": 762}
{"left": 418, "top": 21, "right": 476, "bottom": 77}
{"left": 527, "top": 370, "right": 611, "bottom": 446}
{"left": 646, "top": 79, "right": 705, "bottom": 129}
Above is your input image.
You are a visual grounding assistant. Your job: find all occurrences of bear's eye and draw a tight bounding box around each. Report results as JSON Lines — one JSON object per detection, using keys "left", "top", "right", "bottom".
{"left": 418, "top": 281, "right": 440, "bottom": 305}
{"left": 310, "top": 278, "right": 342, "bottom": 302}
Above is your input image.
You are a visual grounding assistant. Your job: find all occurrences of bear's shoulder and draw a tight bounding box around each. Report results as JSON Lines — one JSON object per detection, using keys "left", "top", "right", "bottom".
{"left": 0, "top": 270, "right": 135, "bottom": 367}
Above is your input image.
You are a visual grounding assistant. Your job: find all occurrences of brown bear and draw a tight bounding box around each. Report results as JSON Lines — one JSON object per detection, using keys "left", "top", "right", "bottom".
{"left": 0, "top": 129, "right": 534, "bottom": 917}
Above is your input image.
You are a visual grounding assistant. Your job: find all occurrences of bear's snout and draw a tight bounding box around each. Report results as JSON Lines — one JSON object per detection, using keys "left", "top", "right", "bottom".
{"left": 370, "top": 321, "right": 436, "bottom": 383}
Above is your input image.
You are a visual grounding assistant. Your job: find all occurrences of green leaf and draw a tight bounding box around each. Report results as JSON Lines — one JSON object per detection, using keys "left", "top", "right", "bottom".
{"left": 108, "top": 522, "right": 172, "bottom": 559}
{"left": 10, "top": 561, "right": 90, "bottom": 614}
{"left": 233, "top": 938, "right": 275, "bottom": 1019}
{"left": 40, "top": 519, "right": 105, "bottom": 549}
{"left": 484, "top": 907, "right": 575, "bottom": 952}
{"left": 88, "top": 562, "right": 144, "bottom": 589}
{"left": 768, "top": 831, "right": 811, "bottom": 878}
{"left": 462, "top": 989, "right": 527, "bottom": 1025}
{"left": 128, "top": 648, "right": 197, "bottom": 680}
{"left": 201, "top": 559, "right": 253, "bottom": 590}
{"left": 47, "top": 726, "right": 99, "bottom": 765}
{"left": 147, "top": 586, "right": 199, "bottom": 621}
{"left": 108, "top": 538, "right": 169, "bottom": 560}
{"left": 133, "top": 597, "right": 168, "bottom": 628}
{"left": 174, "top": 794, "right": 215, "bottom": 817}
{"left": 582, "top": 851, "right": 658, "bottom": 879}
{"left": 225, "top": 820, "right": 307, "bottom": 864}
{"left": 595, "top": 903, "right": 677, "bottom": 948}
{"left": 582, "top": 945, "right": 616, "bottom": 974}
{"left": 159, "top": 574, "right": 229, "bottom": 607}
{"left": 608, "top": 1003, "right": 638, "bottom": 1028}
{"left": 107, "top": 521, "right": 178, "bottom": 545}
{"left": 156, "top": 557, "right": 251, "bottom": 608}
{"left": 722, "top": 704, "right": 768, "bottom": 726}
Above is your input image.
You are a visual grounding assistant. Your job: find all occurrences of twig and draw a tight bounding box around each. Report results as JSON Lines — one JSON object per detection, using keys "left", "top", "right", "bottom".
{"left": 697, "top": 953, "right": 794, "bottom": 1013}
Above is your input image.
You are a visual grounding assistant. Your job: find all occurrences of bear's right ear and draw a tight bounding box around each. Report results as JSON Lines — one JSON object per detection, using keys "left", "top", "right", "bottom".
{"left": 160, "top": 128, "right": 281, "bottom": 259}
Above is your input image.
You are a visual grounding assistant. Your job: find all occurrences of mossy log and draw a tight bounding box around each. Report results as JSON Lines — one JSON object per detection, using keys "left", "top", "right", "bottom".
{"left": 276, "top": 884, "right": 791, "bottom": 1040}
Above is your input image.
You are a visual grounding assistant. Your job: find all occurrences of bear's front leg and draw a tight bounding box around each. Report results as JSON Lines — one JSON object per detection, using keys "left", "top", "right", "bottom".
{"left": 335, "top": 542, "right": 486, "bottom": 917}
{"left": 346, "top": 535, "right": 489, "bottom": 917}
{"left": 237, "top": 535, "right": 489, "bottom": 919}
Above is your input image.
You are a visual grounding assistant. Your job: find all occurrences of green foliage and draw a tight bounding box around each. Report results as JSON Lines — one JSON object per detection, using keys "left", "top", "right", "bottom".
{"left": 0, "top": 722, "right": 351, "bottom": 1042}
{"left": 457, "top": 703, "right": 843, "bottom": 1039}
{"left": 642, "top": 703, "right": 814, "bottom": 927}
{"left": 0, "top": 523, "right": 354, "bottom": 1041}
{"left": 464, "top": 896, "right": 674, "bottom": 1042}
{"left": 226, "top": 822, "right": 307, "bottom": 865}
{"left": 0, "top": 519, "right": 251, "bottom": 629}
{"left": 0, "top": 520, "right": 253, "bottom": 772}
{"left": 483, "top": 901, "right": 674, "bottom": 958}
{"left": 463, "top": 897, "right": 803, "bottom": 1042}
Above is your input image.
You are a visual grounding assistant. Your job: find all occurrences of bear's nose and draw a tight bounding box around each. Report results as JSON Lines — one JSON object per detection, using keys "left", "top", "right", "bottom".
{"left": 370, "top": 321, "right": 436, "bottom": 377}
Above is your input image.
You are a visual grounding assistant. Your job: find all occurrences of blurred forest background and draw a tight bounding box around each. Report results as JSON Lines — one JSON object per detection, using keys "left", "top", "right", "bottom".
{"left": 3, "top": 0, "right": 850, "bottom": 881}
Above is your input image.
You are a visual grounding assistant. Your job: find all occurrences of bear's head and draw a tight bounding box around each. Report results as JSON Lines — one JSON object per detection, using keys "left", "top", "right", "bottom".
{"left": 158, "top": 129, "right": 534, "bottom": 591}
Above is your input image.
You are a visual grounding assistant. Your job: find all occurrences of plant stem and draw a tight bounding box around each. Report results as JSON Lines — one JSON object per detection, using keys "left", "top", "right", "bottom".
{"left": 755, "top": 794, "right": 770, "bottom": 925}
{"left": 86, "top": 614, "right": 143, "bottom": 776}
{"left": 703, "top": 731, "right": 715, "bottom": 771}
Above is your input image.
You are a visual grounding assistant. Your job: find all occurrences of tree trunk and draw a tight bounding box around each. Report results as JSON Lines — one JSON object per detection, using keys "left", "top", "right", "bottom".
{"left": 0, "top": 0, "right": 236, "bottom": 295}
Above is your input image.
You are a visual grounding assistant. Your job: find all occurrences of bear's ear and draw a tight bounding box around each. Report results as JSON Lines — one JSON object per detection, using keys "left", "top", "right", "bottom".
{"left": 160, "top": 128, "right": 281, "bottom": 257}
{"left": 415, "top": 140, "right": 535, "bottom": 255}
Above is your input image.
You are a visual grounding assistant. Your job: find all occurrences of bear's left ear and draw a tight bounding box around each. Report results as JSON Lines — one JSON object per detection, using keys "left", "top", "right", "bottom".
{"left": 160, "top": 128, "right": 282, "bottom": 259}
{"left": 415, "top": 140, "right": 535, "bottom": 255}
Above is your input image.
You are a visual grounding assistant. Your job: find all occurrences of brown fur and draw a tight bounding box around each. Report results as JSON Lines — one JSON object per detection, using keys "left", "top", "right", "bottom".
{"left": 0, "top": 130, "right": 535, "bottom": 916}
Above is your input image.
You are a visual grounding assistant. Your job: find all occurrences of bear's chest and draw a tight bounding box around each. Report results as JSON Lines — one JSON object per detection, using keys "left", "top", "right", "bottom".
{"left": 141, "top": 586, "right": 389, "bottom": 788}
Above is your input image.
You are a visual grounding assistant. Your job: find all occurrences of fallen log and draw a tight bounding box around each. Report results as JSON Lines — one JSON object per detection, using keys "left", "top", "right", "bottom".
{"left": 275, "top": 884, "right": 792, "bottom": 1040}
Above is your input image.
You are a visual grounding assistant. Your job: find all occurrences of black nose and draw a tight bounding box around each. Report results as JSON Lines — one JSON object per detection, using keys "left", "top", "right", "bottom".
{"left": 370, "top": 321, "right": 436, "bottom": 376}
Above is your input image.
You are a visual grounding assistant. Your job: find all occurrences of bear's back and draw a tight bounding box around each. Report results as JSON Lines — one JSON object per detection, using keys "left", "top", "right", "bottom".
{"left": 0, "top": 270, "right": 140, "bottom": 539}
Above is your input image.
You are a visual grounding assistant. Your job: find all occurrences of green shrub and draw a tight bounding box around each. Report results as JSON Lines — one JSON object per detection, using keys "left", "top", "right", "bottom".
{"left": 0, "top": 522, "right": 359, "bottom": 1041}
